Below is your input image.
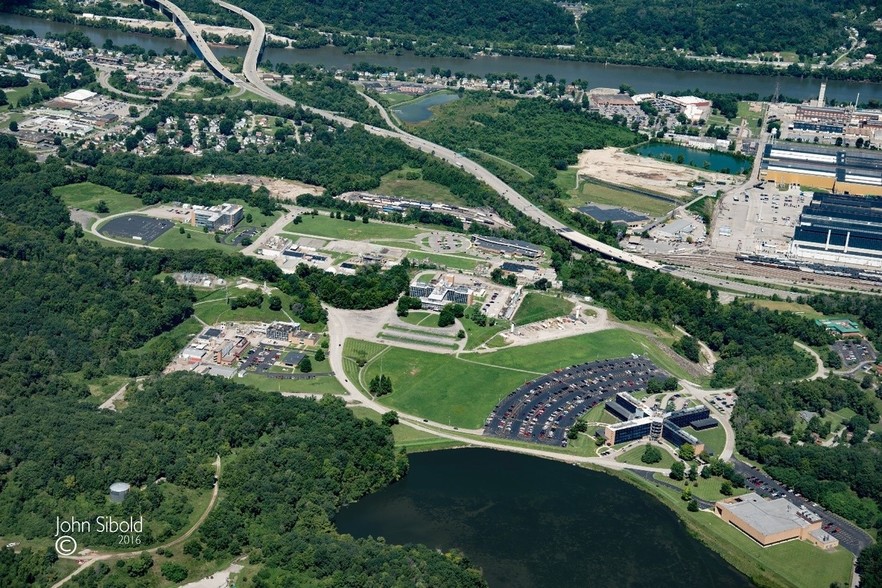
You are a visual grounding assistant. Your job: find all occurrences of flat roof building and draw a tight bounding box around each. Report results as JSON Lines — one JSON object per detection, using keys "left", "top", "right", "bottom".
{"left": 472, "top": 235, "right": 542, "bottom": 258}
{"left": 409, "top": 275, "right": 474, "bottom": 311}
{"left": 715, "top": 493, "right": 838, "bottom": 550}
{"left": 761, "top": 145, "right": 882, "bottom": 196}
{"left": 603, "top": 392, "right": 711, "bottom": 453}
{"left": 577, "top": 204, "right": 649, "bottom": 229}
{"left": 790, "top": 193, "right": 882, "bottom": 267}
{"left": 191, "top": 203, "right": 244, "bottom": 232}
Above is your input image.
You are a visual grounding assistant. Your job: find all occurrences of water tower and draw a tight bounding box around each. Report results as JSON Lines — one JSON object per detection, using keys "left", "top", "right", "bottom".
{"left": 109, "top": 482, "right": 130, "bottom": 503}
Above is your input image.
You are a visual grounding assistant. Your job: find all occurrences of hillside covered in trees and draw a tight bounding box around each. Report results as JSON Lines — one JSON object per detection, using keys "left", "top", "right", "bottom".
{"left": 0, "top": 135, "right": 485, "bottom": 586}
{"left": 578, "top": 0, "right": 865, "bottom": 58}
{"left": 223, "top": 0, "right": 576, "bottom": 45}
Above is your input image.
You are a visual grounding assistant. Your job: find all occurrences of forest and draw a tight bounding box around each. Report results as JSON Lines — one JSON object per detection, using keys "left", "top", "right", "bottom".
{"left": 578, "top": 0, "right": 860, "bottom": 58}
{"left": 732, "top": 376, "right": 882, "bottom": 529}
{"left": 220, "top": 0, "right": 576, "bottom": 46}
{"left": 561, "top": 256, "right": 830, "bottom": 387}
{"left": 0, "top": 136, "right": 486, "bottom": 586}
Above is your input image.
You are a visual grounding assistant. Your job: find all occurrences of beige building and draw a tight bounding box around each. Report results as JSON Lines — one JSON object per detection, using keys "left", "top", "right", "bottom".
{"left": 715, "top": 493, "right": 838, "bottom": 550}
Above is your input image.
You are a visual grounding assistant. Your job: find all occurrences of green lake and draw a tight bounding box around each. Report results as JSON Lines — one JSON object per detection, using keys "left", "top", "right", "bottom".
{"left": 634, "top": 143, "right": 752, "bottom": 174}
{"left": 392, "top": 92, "right": 460, "bottom": 123}
{"left": 335, "top": 448, "right": 751, "bottom": 588}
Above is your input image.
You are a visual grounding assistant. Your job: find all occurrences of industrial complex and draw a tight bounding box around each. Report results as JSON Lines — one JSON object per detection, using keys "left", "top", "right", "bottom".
{"left": 789, "top": 193, "right": 882, "bottom": 267}
{"left": 760, "top": 144, "right": 882, "bottom": 196}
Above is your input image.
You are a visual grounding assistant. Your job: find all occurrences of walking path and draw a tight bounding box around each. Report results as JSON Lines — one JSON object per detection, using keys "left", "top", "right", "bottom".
{"left": 52, "top": 456, "right": 222, "bottom": 587}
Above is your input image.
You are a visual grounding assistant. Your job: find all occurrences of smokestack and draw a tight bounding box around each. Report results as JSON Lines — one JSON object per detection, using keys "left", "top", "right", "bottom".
{"left": 818, "top": 82, "right": 827, "bottom": 106}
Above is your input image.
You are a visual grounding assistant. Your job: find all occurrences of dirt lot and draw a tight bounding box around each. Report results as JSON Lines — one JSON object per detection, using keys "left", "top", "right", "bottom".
{"left": 577, "top": 147, "right": 733, "bottom": 197}
{"left": 180, "top": 175, "right": 323, "bottom": 201}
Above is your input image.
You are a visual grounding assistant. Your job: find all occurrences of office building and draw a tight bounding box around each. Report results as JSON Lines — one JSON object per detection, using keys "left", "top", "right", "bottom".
{"left": 191, "top": 203, "right": 244, "bottom": 231}
{"left": 409, "top": 275, "right": 474, "bottom": 311}
{"left": 715, "top": 493, "right": 838, "bottom": 550}
{"left": 602, "top": 392, "right": 713, "bottom": 453}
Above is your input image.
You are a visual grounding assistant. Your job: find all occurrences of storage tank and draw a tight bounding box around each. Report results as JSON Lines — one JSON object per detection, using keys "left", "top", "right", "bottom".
{"left": 109, "top": 482, "right": 130, "bottom": 503}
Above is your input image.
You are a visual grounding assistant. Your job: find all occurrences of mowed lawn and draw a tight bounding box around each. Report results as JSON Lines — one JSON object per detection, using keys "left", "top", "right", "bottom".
{"left": 348, "top": 406, "right": 464, "bottom": 452}
{"left": 377, "top": 166, "right": 465, "bottom": 205}
{"left": 642, "top": 475, "right": 854, "bottom": 588}
{"left": 285, "top": 214, "right": 422, "bottom": 241}
{"left": 54, "top": 182, "right": 143, "bottom": 215}
{"left": 691, "top": 424, "right": 727, "bottom": 458}
{"left": 512, "top": 293, "right": 574, "bottom": 326}
{"left": 364, "top": 329, "right": 687, "bottom": 428}
{"left": 616, "top": 444, "right": 677, "bottom": 469}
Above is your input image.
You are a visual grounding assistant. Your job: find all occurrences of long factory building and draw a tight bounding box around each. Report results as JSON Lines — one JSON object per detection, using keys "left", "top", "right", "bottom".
{"left": 760, "top": 144, "right": 882, "bottom": 196}
{"left": 790, "top": 192, "right": 882, "bottom": 268}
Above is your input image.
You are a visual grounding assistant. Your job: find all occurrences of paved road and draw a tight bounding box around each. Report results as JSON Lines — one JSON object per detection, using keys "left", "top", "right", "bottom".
{"left": 732, "top": 458, "right": 872, "bottom": 556}
{"left": 795, "top": 340, "right": 829, "bottom": 381}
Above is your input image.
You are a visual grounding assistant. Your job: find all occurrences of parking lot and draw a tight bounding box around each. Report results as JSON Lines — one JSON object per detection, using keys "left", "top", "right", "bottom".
{"left": 714, "top": 183, "right": 807, "bottom": 255}
{"left": 833, "top": 339, "right": 877, "bottom": 367}
{"left": 484, "top": 356, "right": 668, "bottom": 447}
{"left": 732, "top": 459, "right": 872, "bottom": 555}
{"left": 229, "top": 227, "right": 259, "bottom": 246}
{"left": 708, "top": 392, "right": 738, "bottom": 417}
{"left": 99, "top": 215, "right": 173, "bottom": 243}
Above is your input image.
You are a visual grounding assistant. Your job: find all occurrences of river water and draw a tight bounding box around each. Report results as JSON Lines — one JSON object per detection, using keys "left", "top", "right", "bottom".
{"left": 336, "top": 449, "right": 752, "bottom": 588}
{"left": 5, "top": 13, "right": 882, "bottom": 102}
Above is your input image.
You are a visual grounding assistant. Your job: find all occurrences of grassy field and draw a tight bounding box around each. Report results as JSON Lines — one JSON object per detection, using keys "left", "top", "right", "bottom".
{"left": 627, "top": 471, "right": 853, "bottom": 588}
{"left": 404, "top": 251, "right": 480, "bottom": 271}
{"left": 735, "top": 101, "right": 764, "bottom": 130}
{"left": 655, "top": 472, "right": 748, "bottom": 502}
{"left": 150, "top": 224, "right": 234, "bottom": 251}
{"left": 555, "top": 168, "right": 677, "bottom": 217}
{"left": 399, "top": 311, "right": 436, "bottom": 326}
{"left": 366, "top": 329, "right": 691, "bottom": 427}
{"left": 194, "top": 298, "right": 289, "bottom": 324}
{"left": 749, "top": 299, "right": 825, "bottom": 319}
{"left": 582, "top": 401, "right": 619, "bottom": 425}
{"left": 348, "top": 406, "right": 465, "bottom": 452}
{"left": 377, "top": 166, "right": 465, "bottom": 205}
{"left": 285, "top": 213, "right": 422, "bottom": 241}
{"left": 616, "top": 444, "right": 677, "bottom": 469}
{"left": 512, "top": 293, "right": 574, "bottom": 326}
{"left": 691, "top": 424, "right": 728, "bottom": 458}
{"left": 462, "top": 316, "right": 509, "bottom": 350}
{"left": 2, "top": 80, "right": 50, "bottom": 109}
{"left": 54, "top": 182, "right": 144, "bottom": 216}
{"left": 377, "top": 332, "right": 460, "bottom": 349}
{"left": 238, "top": 372, "right": 345, "bottom": 394}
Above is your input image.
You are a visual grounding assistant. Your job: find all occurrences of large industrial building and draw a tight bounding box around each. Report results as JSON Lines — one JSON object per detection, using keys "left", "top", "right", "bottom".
{"left": 760, "top": 144, "right": 882, "bottom": 196}
{"left": 789, "top": 192, "right": 882, "bottom": 267}
{"left": 715, "top": 493, "right": 838, "bottom": 550}
{"left": 602, "top": 392, "right": 715, "bottom": 454}
{"left": 409, "top": 274, "right": 474, "bottom": 311}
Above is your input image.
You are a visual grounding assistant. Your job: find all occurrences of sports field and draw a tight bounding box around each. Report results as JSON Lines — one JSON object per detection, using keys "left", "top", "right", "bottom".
{"left": 512, "top": 293, "right": 574, "bottom": 325}
{"left": 54, "top": 182, "right": 143, "bottom": 215}
{"left": 285, "top": 214, "right": 422, "bottom": 241}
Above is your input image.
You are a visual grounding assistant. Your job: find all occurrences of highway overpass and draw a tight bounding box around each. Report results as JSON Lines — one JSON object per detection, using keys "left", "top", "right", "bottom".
{"left": 141, "top": 0, "right": 238, "bottom": 84}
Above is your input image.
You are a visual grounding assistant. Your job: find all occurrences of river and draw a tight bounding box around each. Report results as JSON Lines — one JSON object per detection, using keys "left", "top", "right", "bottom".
{"left": 336, "top": 449, "right": 751, "bottom": 588}
{"left": 5, "top": 12, "right": 882, "bottom": 102}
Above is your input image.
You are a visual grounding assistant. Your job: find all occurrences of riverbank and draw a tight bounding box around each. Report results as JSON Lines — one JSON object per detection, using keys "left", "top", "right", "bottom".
{"left": 5, "top": 11, "right": 882, "bottom": 100}
{"left": 607, "top": 466, "right": 854, "bottom": 588}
